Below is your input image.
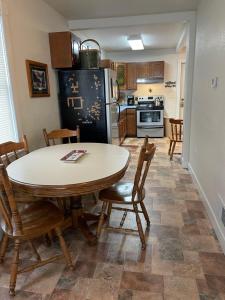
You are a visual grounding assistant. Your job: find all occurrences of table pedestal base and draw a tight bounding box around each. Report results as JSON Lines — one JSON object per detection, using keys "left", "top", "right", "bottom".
{"left": 70, "top": 196, "right": 100, "bottom": 245}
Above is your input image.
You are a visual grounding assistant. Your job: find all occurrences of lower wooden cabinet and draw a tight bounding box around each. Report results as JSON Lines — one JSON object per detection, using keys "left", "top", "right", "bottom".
{"left": 126, "top": 109, "right": 137, "bottom": 137}
{"left": 118, "top": 108, "right": 137, "bottom": 144}
{"left": 119, "top": 110, "right": 127, "bottom": 145}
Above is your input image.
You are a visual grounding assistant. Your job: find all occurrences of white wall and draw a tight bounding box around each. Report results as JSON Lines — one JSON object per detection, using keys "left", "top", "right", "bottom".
{"left": 189, "top": 0, "right": 225, "bottom": 251}
{"left": 3, "top": 0, "right": 68, "bottom": 150}
{"left": 106, "top": 49, "right": 178, "bottom": 118}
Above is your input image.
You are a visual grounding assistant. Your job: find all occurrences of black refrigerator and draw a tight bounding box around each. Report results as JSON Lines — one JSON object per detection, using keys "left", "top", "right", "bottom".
{"left": 58, "top": 69, "right": 119, "bottom": 143}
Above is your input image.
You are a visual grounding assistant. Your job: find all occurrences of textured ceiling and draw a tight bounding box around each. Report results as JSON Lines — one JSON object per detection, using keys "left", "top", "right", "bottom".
{"left": 74, "top": 22, "right": 185, "bottom": 51}
{"left": 44, "top": 0, "right": 199, "bottom": 20}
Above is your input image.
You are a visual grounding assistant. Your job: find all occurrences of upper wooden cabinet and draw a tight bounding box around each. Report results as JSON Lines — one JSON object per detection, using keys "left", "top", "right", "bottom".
{"left": 126, "top": 63, "right": 137, "bottom": 90}
{"left": 115, "top": 60, "right": 165, "bottom": 90}
{"left": 49, "top": 32, "right": 80, "bottom": 68}
{"left": 100, "top": 59, "right": 115, "bottom": 70}
{"left": 136, "top": 63, "right": 149, "bottom": 78}
{"left": 149, "top": 61, "right": 164, "bottom": 78}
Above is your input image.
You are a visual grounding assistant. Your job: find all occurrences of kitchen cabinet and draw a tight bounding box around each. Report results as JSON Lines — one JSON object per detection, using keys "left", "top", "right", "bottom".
{"left": 126, "top": 109, "right": 137, "bottom": 137}
{"left": 126, "top": 63, "right": 137, "bottom": 90}
{"left": 149, "top": 61, "right": 164, "bottom": 78}
{"left": 49, "top": 31, "right": 80, "bottom": 68}
{"left": 115, "top": 60, "right": 165, "bottom": 89}
{"left": 100, "top": 59, "right": 115, "bottom": 70}
{"left": 118, "top": 109, "right": 127, "bottom": 145}
{"left": 136, "top": 62, "right": 149, "bottom": 78}
{"left": 116, "top": 62, "right": 127, "bottom": 90}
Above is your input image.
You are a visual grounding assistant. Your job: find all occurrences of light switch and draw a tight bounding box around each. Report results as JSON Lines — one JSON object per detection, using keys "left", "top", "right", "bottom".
{"left": 211, "top": 77, "right": 218, "bottom": 89}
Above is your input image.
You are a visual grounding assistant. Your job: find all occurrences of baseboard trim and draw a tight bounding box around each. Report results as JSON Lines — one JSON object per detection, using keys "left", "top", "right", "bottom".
{"left": 188, "top": 163, "right": 225, "bottom": 253}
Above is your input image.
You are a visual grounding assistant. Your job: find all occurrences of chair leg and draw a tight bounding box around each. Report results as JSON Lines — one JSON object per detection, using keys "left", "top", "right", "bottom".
{"left": 28, "top": 241, "right": 41, "bottom": 261}
{"left": 44, "top": 232, "right": 53, "bottom": 247}
{"left": 55, "top": 228, "right": 73, "bottom": 270}
{"left": 133, "top": 203, "right": 146, "bottom": 250}
{"left": 0, "top": 233, "right": 9, "bottom": 264}
{"left": 93, "top": 192, "right": 98, "bottom": 204}
{"left": 168, "top": 140, "right": 173, "bottom": 155}
{"left": 170, "top": 141, "right": 176, "bottom": 160}
{"left": 140, "top": 202, "right": 150, "bottom": 227}
{"left": 97, "top": 202, "right": 107, "bottom": 238}
{"left": 9, "top": 239, "right": 20, "bottom": 296}
{"left": 107, "top": 203, "right": 112, "bottom": 224}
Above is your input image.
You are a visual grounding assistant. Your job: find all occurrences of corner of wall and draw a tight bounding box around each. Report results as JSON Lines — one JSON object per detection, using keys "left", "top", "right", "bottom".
{"left": 188, "top": 162, "right": 225, "bottom": 254}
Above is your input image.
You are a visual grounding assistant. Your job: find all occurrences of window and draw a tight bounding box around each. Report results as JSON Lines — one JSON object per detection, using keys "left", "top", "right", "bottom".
{"left": 0, "top": 16, "right": 18, "bottom": 143}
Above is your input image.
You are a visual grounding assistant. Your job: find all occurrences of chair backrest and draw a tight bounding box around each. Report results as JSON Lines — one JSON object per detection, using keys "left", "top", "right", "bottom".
{"left": 0, "top": 135, "right": 29, "bottom": 167}
{"left": 43, "top": 127, "right": 80, "bottom": 146}
{"left": 169, "top": 118, "right": 183, "bottom": 141}
{"left": 0, "top": 164, "right": 23, "bottom": 235}
{"left": 132, "top": 137, "right": 156, "bottom": 202}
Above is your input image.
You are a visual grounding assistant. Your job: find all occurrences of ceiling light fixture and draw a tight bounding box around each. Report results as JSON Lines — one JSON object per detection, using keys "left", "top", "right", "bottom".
{"left": 128, "top": 35, "right": 144, "bottom": 51}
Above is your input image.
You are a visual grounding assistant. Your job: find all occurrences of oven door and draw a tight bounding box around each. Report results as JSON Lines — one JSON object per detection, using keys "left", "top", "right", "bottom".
{"left": 137, "top": 110, "right": 163, "bottom": 127}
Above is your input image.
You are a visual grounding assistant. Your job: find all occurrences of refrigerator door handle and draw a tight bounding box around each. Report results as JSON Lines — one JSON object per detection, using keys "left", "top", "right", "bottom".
{"left": 116, "top": 79, "right": 120, "bottom": 102}
{"left": 116, "top": 102, "right": 120, "bottom": 123}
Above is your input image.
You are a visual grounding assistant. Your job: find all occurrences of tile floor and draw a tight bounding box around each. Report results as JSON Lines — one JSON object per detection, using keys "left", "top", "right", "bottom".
{"left": 0, "top": 138, "right": 224, "bottom": 299}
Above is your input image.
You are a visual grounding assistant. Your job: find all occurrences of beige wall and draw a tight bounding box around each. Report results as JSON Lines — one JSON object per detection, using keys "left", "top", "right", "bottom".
{"left": 189, "top": 0, "right": 225, "bottom": 251}
{"left": 106, "top": 49, "right": 178, "bottom": 118}
{"left": 3, "top": 0, "right": 68, "bottom": 150}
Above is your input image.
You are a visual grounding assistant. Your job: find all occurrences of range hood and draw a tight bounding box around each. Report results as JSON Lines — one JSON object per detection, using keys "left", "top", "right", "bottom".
{"left": 136, "top": 77, "right": 164, "bottom": 84}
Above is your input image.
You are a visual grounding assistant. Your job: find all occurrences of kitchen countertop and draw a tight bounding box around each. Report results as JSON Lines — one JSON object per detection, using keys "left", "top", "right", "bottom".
{"left": 119, "top": 105, "right": 137, "bottom": 112}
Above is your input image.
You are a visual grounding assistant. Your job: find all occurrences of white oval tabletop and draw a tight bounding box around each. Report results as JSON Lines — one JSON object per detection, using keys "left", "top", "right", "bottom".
{"left": 7, "top": 143, "right": 130, "bottom": 189}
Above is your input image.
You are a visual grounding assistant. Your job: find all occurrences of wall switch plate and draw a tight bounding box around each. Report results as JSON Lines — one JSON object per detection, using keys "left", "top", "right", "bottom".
{"left": 211, "top": 77, "right": 218, "bottom": 89}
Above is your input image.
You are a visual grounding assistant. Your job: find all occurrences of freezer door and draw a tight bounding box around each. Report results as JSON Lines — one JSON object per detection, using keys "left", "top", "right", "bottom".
{"left": 58, "top": 69, "right": 108, "bottom": 143}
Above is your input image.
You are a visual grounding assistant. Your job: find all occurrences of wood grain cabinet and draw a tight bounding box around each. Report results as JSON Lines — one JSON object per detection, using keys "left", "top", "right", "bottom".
{"left": 49, "top": 31, "right": 80, "bottom": 68}
{"left": 126, "top": 109, "right": 137, "bottom": 137}
{"left": 119, "top": 110, "right": 127, "bottom": 144}
{"left": 149, "top": 61, "right": 164, "bottom": 78}
{"left": 136, "top": 62, "right": 150, "bottom": 78}
{"left": 126, "top": 63, "right": 137, "bottom": 90}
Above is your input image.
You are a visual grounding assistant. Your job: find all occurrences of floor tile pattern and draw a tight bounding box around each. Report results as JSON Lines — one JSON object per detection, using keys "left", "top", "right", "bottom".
{"left": 0, "top": 138, "right": 224, "bottom": 299}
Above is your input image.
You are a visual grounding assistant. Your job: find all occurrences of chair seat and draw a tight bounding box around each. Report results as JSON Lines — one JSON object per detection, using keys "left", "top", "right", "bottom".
{"left": 99, "top": 182, "right": 145, "bottom": 204}
{"left": 1, "top": 201, "right": 64, "bottom": 239}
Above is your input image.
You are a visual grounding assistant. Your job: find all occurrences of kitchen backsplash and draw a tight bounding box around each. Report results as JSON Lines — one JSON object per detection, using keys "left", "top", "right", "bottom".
{"left": 120, "top": 82, "right": 177, "bottom": 118}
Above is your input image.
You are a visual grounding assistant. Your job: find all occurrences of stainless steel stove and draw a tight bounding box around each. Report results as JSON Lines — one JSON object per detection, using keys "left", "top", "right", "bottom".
{"left": 136, "top": 96, "right": 164, "bottom": 138}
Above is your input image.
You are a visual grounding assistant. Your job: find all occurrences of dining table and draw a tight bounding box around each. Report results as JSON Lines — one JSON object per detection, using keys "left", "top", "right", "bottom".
{"left": 6, "top": 143, "right": 130, "bottom": 244}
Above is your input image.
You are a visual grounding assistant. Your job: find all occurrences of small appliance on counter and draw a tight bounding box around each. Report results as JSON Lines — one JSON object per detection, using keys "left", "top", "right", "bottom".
{"left": 136, "top": 95, "right": 165, "bottom": 138}
{"left": 127, "top": 95, "right": 135, "bottom": 106}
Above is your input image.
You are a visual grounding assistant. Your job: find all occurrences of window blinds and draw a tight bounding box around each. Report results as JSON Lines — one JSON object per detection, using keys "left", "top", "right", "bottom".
{"left": 0, "top": 17, "right": 17, "bottom": 143}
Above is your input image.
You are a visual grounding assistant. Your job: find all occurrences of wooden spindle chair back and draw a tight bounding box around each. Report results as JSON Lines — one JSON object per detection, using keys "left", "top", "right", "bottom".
{"left": 43, "top": 127, "right": 80, "bottom": 146}
{"left": 0, "top": 165, "right": 73, "bottom": 296}
{"left": 0, "top": 164, "right": 23, "bottom": 236}
{"left": 132, "top": 138, "right": 156, "bottom": 203}
{"left": 0, "top": 135, "right": 29, "bottom": 167}
{"left": 169, "top": 118, "right": 183, "bottom": 142}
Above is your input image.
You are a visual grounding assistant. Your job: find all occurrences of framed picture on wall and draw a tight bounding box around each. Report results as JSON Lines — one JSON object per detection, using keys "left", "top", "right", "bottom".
{"left": 26, "top": 60, "right": 50, "bottom": 97}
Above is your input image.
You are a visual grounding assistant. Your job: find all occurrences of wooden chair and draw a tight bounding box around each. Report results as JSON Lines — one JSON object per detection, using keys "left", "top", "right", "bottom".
{"left": 0, "top": 135, "right": 36, "bottom": 203}
{"left": 0, "top": 135, "right": 29, "bottom": 167}
{"left": 43, "top": 127, "right": 80, "bottom": 146}
{"left": 168, "top": 118, "right": 183, "bottom": 160}
{"left": 97, "top": 137, "right": 156, "bottom": 250}
{"left": 43, "top": 127, "right": 98, "bottom": 208}
{"left": 0, "top": 164, "right": 73, "bottom": 296}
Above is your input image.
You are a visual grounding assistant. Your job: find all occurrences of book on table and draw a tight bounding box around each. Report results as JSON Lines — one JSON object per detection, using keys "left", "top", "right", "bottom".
{"left": 61, "top": 150, "right": 87, "bottom": 162}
